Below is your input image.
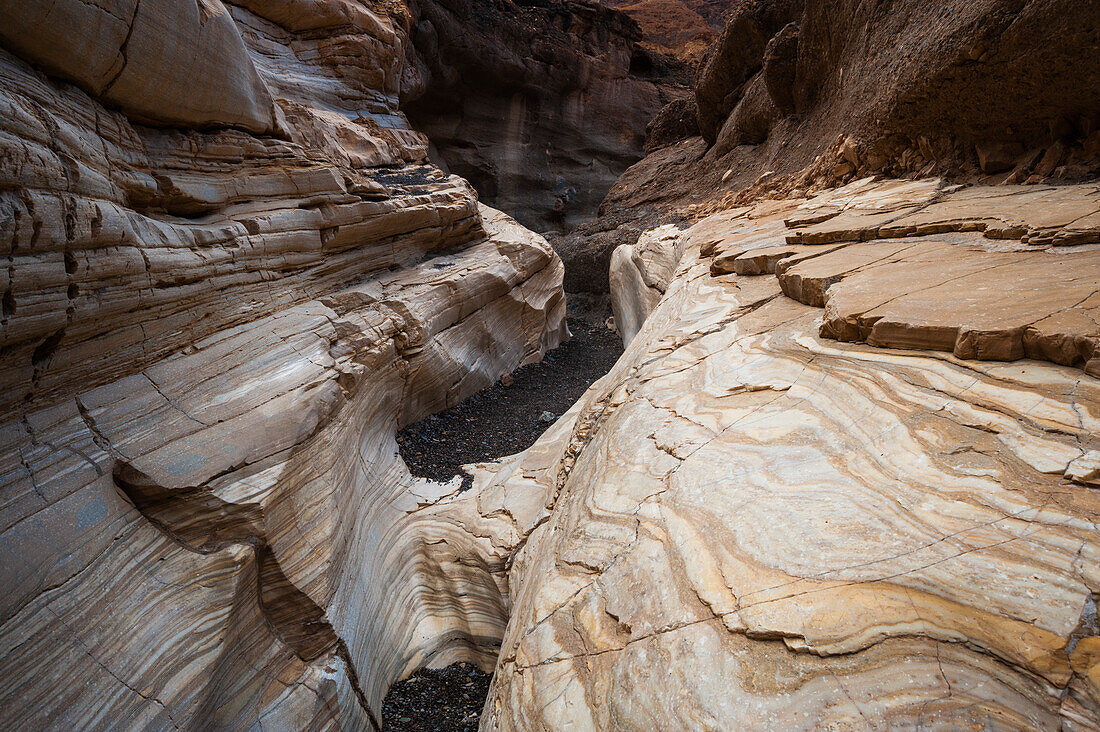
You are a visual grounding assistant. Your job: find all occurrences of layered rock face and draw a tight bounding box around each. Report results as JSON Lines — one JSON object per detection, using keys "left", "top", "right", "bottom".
{"left": 477, "top": 178, "right": 1100, "bottom": 728}
{"left": 0, "top": 0, "right": 566, "bottom": 728}
{"left": 403, "top": 0, "right": 687, "bottom": 234}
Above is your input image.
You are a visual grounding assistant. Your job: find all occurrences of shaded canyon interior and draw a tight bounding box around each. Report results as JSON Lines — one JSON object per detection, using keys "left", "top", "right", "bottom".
{"left": 0, "top": 0, "right": 1099, "bottom": 730}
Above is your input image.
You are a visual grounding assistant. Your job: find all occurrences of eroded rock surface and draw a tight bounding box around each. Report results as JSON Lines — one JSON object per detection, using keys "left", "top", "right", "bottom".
{"left": 3, "top": 0, "right": 1099, "bottom": 730}
{"left": 0, "top": 2, "right": 567, "bottom": 728}
{"left": 468, "top": 180, "right": 1100, "bottom": 728}
{"left": 609, "top": 223, "right": 685, "bottom": 345}
{"left": 553, "top": 0, "right": 1100, "bottom": 297}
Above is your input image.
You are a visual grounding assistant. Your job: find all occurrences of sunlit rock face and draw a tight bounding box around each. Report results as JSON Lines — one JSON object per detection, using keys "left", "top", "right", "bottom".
{"left": 609, "top": 223, "right": 684, "bottom": 346}
{"left": 472, "top": 179, "right": 1100, "bottom": 729}
{"left": 0, "top": 1, "right": 566, "bottom": 728}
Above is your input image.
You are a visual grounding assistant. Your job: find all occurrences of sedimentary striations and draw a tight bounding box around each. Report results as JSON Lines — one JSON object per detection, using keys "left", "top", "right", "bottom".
{"left": 479, "top": 178, "right": 1100, "bottom": 729}
{"left": 3, "top": 0, "right": 1100, "bottom": 729}
{"left": 0, "top": 0, "right": 565, "bottom": 728}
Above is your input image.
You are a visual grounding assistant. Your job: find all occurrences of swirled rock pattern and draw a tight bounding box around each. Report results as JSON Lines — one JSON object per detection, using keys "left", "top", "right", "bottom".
{"left": 609, "top": 223, "right": 685, "bottom": 345}
{"left": 0, "top": 1, "right": 567, "bottom": 728}
{"left": 470, "top": 180, "right": 1100, "bottom": 729}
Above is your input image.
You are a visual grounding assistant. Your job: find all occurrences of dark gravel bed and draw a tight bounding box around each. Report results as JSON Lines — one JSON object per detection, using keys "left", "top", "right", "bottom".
{"left": 396, "top": 317, "right": 623, "bottom": 489}
{"left": 385, "top": 316, "right": 622, "bottom": 730}
{"left": 382, "top": 663, "right": 492, "bottom": 732}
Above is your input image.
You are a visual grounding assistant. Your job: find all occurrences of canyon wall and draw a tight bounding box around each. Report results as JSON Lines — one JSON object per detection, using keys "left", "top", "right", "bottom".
{"left": 0, "top": 0, "right": 565, "bottom": 728}
{"left": 441, "top": 2, "right": 1099, "bottom": 726}
{"left": 2, "top": 0, "right": 1099, "bottom": 729}
{"left": 555, "top": 0, "right": 1100, "bottom": 294}
{"left": 476, "top": 178, "right": 1100, "bottom": 729}
{"left": 402, "top": 0, "right": 684, "bottom": 234}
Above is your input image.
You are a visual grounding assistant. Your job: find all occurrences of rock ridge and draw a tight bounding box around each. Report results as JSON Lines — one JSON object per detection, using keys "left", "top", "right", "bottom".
{"left": 480, "top": 178, "right": 1100, "bottom": 728}
{"left": 0, "top": 1, "right": 568, "bottom": 727}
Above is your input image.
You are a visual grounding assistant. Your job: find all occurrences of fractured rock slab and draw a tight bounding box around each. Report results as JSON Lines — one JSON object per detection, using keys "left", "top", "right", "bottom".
{"left": 786, "top": 178, "right": 1100, "bottom": 247}
{"left": 483, "top": 193, "right": 1100, "bottom": 729}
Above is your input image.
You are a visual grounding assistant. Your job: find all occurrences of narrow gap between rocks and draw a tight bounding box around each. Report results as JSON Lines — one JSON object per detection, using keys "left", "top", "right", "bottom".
{"left": 396, "top": 315, "right": 623, "bottom": 490}
{"left": 384, "top": 313, "right": 622, "bottom": 731}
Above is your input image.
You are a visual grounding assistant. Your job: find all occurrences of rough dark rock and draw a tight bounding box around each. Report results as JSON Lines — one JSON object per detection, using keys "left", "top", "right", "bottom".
{"left": 556, "top": 0, "right": 1100, "bottom": 296}
{"left": 714, "top": 72, "right": 776, "bottom": 153}
{"left": 645, "top": 96, "right": 700, "bottom": 152}
{"left": 601, "top": 0, "right": 722, "bottom": 63}
{"left": 548, "top": 138, "right": 701, "bottom": 293}
{"left": 762, "top": 20, "right": 799, "bottom": 114}
{"left": 694, "top": 0, "right": 1100, "bottom": 173}
{"left": 694, "top": 0, "right": 803, "bottom": 143}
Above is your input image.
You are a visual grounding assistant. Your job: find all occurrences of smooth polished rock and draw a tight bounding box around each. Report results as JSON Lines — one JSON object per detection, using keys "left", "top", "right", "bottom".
{"left": 609, "top": 224, "right": 685, "bottom": 346}
{"left": 1, "top": 199, "right": 566, "bottom": 730}
{"left": 0, "top": 0, "right": 282, "bottom": 132}
{"left": 0, "top": 1, "right": 568, "bottom": 727}
{"left": 479, "top": 184, "right": 1099, "bottom": 729}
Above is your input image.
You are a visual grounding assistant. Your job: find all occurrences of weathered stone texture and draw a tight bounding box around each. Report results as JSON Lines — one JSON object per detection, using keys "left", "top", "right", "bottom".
{"left": 0, "top": 2, "right": 566, "bottom": 728}
{"left": 473, "top": 180, "right": 1100, "bottom": 729}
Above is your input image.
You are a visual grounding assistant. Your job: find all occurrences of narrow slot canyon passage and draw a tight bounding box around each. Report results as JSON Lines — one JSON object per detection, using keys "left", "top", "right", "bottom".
{"left": 4, "top": 0, "right": 1099, "bottom": 727}
{"left": 383, "top": 313, "right": 623, "bottom": 730}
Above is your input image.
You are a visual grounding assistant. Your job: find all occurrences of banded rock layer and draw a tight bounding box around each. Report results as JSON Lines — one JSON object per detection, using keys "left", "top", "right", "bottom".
{"left": 475, "top": 179, "right": 1100, "bottom": 728}
{"left": 0, "top": 0, "right": 567, "bottom": 728}
{"left": 404, "top": 0, "right": 677, "bottom": 234}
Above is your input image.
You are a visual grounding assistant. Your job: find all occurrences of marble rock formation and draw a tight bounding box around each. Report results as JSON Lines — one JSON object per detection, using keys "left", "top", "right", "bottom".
{"left": 0, "top": 1, "right": 566, "bottom": 728}
{"left": 464, "top": 178, "right": 1100, "bottom": 728}
{"left": 608, "top": 223, "right": 685, "bottom": 345}
{"left": 3, "top": 0, "right": 1100, "bottom": 729}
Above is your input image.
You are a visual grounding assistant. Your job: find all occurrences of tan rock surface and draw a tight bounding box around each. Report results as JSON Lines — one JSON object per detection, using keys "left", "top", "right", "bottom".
{"left": 786, "top": 178, "right": 1100, "bottom": 247}
{"left": 3, "top": 203, "right": 566, "bottom": 729}
{"left": 0, "top": 2, "right": 567, "bottom": 728}
{"left": 781, "top": 241, "right": 1100, "bottom": 374}
{"left": 477, "top": 181, "right": 1099, "bottom": 729}
{"left": 609, "top": 224, "right": 685, "bottom": 346}
{"left": 3, "top": 0, "right": 1099, "bottom": 727}
{"left": 0, "top": 0, "right": 282, "bottom": 133}
{"left": 768, "top": 181, "right": 1100, "bottom": 375}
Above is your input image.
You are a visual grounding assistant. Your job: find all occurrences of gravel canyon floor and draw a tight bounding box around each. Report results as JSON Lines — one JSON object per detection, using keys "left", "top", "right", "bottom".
{"left": 387, "top": 316, "right": 621, "bottom": 727}
{"left": 1, "top": 0, "right": 1099, "bottom": 730}
{"left": 397, "top": 318, "right": 623, "bottom": 487}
